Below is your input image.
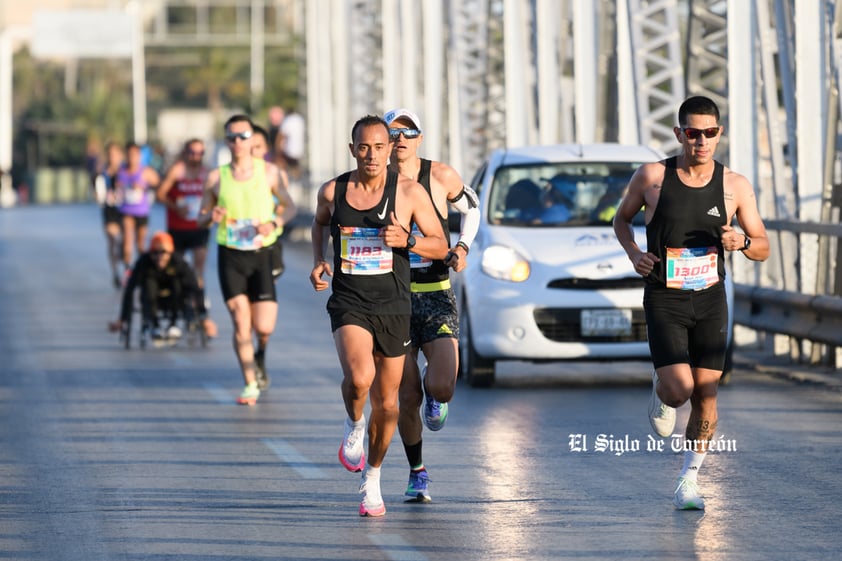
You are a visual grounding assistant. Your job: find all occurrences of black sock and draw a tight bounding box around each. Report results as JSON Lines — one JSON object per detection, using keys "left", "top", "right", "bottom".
{"left": 404, "top": 439, "right": 423, "bottom": 470}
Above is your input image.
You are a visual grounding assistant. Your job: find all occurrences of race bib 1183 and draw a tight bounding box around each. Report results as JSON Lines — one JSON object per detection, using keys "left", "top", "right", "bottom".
{"left": 339, "top": 226, "right": 393, "bottom": 275}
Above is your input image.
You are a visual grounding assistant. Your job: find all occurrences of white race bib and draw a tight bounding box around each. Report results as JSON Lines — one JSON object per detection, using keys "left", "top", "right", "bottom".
{"left": 225, "top": 218, "right": 263, "bottom": 250}
{"left": 124, "top": 187, "right": 145, "bottom": 205}
{"left": 408, "top": 225, "right": 432, "bottom": 269}
{"left": 665, "top": 246, "right": 719, "bottom": 290}
{"left": 339, "top": 226, "right": 393, "bottom": 275}
{"left": 179, "top": 195, "right": 202, "bottom": 220}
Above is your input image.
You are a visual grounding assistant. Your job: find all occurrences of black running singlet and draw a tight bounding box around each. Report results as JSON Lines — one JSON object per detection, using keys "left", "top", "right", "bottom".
{"left": 645, "top": 156, "right": 727, "bottom": 288}
{"left": 409, "top": 159, "right": 451, "bottom": 285}
{"left": 327, "top": 171, "right": 411, "bottom": 315}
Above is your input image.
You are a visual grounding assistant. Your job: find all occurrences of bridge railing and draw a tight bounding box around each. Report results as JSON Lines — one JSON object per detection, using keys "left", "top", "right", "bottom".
{"left": 734, "top": 219, "right": 842, "bottom": 368}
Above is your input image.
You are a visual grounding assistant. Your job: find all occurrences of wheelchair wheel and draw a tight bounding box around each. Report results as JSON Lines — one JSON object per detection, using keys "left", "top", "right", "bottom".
{"left": 120, "top": 323, "right": 131, "bottom": 349}
{"left": 139, "top": 323, "right": 150, "bottom": 349}
{"left": 187, "top": 319, "right": 209, "bottom": 348}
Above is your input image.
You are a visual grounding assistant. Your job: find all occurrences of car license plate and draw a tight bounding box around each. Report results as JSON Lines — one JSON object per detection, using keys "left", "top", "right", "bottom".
{"left": 580, "top": 309, "right": 632, "bottom": 336}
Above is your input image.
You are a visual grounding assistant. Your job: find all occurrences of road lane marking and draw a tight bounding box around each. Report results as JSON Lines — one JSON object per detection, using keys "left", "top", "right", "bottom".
{"left": 368, "top": 534, "right": 428, "bottom": 561}
{"left": 262, "top": 438, "right": 329, "bottom": 479}
{"left": 203, "top": 383, "right": 233, "bottom": 405}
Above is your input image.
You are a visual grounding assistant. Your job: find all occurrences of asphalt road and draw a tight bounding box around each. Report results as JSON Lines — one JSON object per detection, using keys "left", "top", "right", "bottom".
{"left": 1, "top": 204, "right": 840, "bottom": 561}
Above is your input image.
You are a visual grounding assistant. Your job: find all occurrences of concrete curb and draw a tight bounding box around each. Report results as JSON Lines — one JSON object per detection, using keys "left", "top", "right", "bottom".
{"left": 736, "top": 350, "right": 842, "bottom": 392}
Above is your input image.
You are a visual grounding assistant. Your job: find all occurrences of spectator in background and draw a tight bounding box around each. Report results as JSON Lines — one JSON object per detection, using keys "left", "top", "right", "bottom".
{"left": 267, "top": 106, "right": 285, "bottom": 158}
{"left": 277, "top": 108, "right": 306, "bottom": 181}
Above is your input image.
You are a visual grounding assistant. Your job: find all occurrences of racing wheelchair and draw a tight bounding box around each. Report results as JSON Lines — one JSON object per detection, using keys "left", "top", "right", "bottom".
{"left": 116, "top": 285, "right": 212, "bottom": 349}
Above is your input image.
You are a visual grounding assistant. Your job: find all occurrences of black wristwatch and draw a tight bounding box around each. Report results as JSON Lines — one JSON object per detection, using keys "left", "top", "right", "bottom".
{"left": 741, "top": 235, "right": 751, "bottom": 251}
{"left": 405, "top": 234, "right": 416, "bottom": 250}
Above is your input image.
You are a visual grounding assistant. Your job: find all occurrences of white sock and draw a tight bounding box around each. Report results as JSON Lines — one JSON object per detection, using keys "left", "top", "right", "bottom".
{"left": 679, "top": 451, "right": 706, "bottom": 482}
{"left": 348, "top": 415, "right": 365, "bottom": 428}
{"left": 363, "top": 465, "right": 381, "bottom": 480}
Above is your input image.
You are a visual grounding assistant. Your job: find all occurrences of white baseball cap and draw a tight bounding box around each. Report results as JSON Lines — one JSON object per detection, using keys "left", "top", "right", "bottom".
{"left": 383, "top": 108, "right": 422, "bottom": 132}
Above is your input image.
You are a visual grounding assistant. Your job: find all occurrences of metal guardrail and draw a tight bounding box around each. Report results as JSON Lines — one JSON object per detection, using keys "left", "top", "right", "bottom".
{"left": 734, "top": 284, "right": 842, "bottom": 347}
{"left": 732, "top": 219, "right": 842, "bottom": 353}
{"left": 764, "top": 219, "right": 842, "bottom": 237}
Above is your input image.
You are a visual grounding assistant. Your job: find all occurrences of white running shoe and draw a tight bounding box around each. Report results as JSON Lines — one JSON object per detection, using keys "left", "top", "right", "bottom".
{"left": 648, "top": 372, "right": 676, "bottom": 437}
{"left": 166, "top": 325, "right": 183, "bottom": 339}
{"left": 673, "top": 477, "right": 705, "bottom": 510}
{"left": 339, "top": 416, "right": 366, "bottom": 472}
{"left": 359, "top": 472, "right": 386, "bottom": 517}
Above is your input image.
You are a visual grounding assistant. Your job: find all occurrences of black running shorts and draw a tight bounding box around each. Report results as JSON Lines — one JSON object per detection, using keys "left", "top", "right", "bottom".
{"left": 103, "top": 206, "right": 122, "bottom": 225}
{"left": 329, "top": 309, "right": 411, "bottom": 358}
{"left": 170, "top": 229, "right": 210, "bottom": 252}
{"left": 643, "top": 281, "right": 728, "bottom": 371}
{"left": 217, "top": 245, "right": 276, "bottom": 303}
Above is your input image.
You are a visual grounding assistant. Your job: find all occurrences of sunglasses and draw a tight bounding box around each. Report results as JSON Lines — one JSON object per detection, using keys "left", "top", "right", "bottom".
{"left": 150, "top": 250, "right": 170, "bottom": 257}
{"left": 225, "top": 130, "right": 253, "bottom": 142}
{"left": 682, "top": 126, "right": 720, "bottom": 140}
{"left": 188, "top": 150, "right": 205, "bottom": 157}
{"left": 389, "top": 128, "right": 421, "bottom": 141}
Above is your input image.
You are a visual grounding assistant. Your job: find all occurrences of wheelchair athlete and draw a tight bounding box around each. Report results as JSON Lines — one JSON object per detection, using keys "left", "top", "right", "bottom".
{"left": 110, "top": 231, "right": 217, "bottom": 340}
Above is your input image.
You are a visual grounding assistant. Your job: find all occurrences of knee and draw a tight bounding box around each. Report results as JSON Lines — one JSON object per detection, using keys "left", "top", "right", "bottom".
{"left": 377, "top": 397, "right": 400, "bottom": 418}
{"left": 232, "top": 327, "right": 252, "bottom": 345}
{"left": 659, "top": 377, "right": 694, "bottom": 408}
{"left": 344, "top": 373, "right": 371, "bottom": 399}
{"left": 425, "top": 374, "right": 456, "bottom": 402}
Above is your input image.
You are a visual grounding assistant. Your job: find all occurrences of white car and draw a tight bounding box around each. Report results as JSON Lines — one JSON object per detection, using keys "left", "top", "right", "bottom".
{"left": 455, "top": 143, "right": 734, "bottom": 387}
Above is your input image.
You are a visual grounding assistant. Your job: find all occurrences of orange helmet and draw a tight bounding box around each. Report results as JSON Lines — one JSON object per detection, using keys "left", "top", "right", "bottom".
{"left": 149, "top": 231, "right": 175, "bottom": 253}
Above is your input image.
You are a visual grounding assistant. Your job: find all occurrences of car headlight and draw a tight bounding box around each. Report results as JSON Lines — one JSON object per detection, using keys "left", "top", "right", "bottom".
{"left": 480, "top": 245, "right": 531, "bottom": 282}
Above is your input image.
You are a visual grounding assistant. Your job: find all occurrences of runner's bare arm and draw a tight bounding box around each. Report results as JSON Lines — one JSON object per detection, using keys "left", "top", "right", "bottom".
{"left": 156, "top": 161, "right": 184, "bottom": 208}
{"left": 196, "top": 169, "right": 222, "bottom": 228}
{"left": 268, "top": 163, "right": 297, "bottom": 229}
{"left": 310, "top": 180, "right": 335, "bottom": 291}
{"left": 613, "top": 162, "right": 663, "bottom": 276}
{"left": 387, "top": 179, "right": 448, "bottom": 259}
{"left": 144, "top": 167, "right": 161, "bottom": 189}
{"left": 722, "top": 170, "right": 770, "bottom": 261}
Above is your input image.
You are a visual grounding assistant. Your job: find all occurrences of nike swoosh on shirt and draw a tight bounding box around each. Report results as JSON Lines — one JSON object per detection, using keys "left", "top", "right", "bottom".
{"left": 377, "top": 198, "right": 389, "bottom": 220}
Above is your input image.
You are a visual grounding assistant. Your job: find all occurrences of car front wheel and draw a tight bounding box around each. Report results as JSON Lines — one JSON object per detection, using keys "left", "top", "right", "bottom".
{"left": 459, "top": 298, "right": 496, "bottom": 388}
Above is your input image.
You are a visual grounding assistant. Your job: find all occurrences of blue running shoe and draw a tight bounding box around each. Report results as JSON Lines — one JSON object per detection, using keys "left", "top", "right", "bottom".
{"left": 422, "top": 366, "right": 448, "bottom": 431}
{"left": 404, "top": 469, "right": 432, "bottom": 503}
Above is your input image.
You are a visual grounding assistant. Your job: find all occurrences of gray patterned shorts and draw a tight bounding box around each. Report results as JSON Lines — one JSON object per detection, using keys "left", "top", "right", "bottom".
{"left": 410, "top": 288, "right": 459, "bottom": 346}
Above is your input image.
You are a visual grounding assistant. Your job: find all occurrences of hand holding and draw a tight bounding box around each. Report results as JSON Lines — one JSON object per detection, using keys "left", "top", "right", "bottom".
{"left": 383, "top": 211, "right": 410, "bottom": 248}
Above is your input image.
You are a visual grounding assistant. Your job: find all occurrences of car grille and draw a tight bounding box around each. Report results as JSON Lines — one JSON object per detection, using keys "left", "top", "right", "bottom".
{"left": 547, "top": 277, "right": 644, "bottom": 290}
{"left": 533, "top": 308, "right": 648, "bottom": 342}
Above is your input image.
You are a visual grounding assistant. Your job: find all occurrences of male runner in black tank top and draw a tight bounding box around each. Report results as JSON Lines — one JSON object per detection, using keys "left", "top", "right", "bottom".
{"left": 384, "top": 108, "right": 480, "bottom": 503}
{"left": 309, "top": 115, "right": 448, "bottom": 517}
{"left": 614, "top": 96, "right": 769, "bottom": 510}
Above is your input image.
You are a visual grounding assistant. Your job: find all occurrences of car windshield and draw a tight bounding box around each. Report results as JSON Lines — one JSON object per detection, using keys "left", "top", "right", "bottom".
{"left": 488, "top": 162, "right": 644, "bottom": 227}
